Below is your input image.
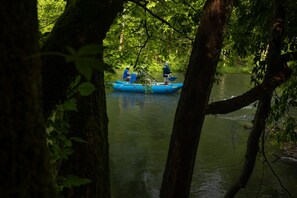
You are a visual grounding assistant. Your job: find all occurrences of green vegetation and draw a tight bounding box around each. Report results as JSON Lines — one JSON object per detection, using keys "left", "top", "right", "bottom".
{"left": 38, "top": 0, "right": 66, "bottom": 34}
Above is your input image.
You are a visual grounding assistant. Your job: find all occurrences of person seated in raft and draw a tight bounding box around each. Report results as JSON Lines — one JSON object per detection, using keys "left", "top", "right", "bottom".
{"left": 162, "top": 61, "right": 172, "bottom": 85}
{"left": 122, "top": 66, "right": 131, "bottom": 81}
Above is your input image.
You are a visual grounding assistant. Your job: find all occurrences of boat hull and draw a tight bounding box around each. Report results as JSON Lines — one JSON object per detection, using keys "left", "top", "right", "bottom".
{"left": 112, "top": 80, "right": 183, "bottom": 94}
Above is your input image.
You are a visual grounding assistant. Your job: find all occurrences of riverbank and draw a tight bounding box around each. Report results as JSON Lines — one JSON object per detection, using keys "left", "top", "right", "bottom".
{"left": 217, "top": 65, "right": 252, "bottom": 74}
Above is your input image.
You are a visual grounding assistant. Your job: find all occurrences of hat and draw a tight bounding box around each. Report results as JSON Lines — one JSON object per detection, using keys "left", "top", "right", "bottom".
{"left": 126, "top": 66, "right": 130, "bottom": 69}
{"left": 164, "top": 61, "right": 169, "bottom": 66}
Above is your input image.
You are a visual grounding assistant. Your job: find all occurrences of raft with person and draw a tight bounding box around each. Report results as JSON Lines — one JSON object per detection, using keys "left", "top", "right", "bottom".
{"left": 111, "top": 73, "right": 183, "bottom": 94}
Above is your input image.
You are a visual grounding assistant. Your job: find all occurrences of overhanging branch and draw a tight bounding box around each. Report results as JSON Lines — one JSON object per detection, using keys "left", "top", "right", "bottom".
{"left": 206, "top": 66, "right": 292, "bottom": 115}
{"left": 129, "top": 0, "right": 194, "bottom": 41}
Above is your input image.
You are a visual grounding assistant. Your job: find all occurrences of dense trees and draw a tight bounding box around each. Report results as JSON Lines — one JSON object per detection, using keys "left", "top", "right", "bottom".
{"left": 104, "top": 0, "right": 202, "bottom": 71}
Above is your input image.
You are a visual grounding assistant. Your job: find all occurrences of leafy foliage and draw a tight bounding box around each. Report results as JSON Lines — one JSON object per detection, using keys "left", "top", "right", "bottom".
{"left": 46, "top": 75, "right": 95, "bottom": 191}
{"left": 45, "top": 43, "right": 106, "bottom": 191}
{"left": 103, "top": 1, "right": 204, "bottom": 72}
{"left": 38, "top": 0, "right": 66, "bottom": 40}
{"left": 66, "top": 44, "right": 105, "bottom": 81}
{"left": 269, "top": 64, "right": 297, "bottom": 143}
{"left": 56, "top": 175, "right": 91, "bottom": 191}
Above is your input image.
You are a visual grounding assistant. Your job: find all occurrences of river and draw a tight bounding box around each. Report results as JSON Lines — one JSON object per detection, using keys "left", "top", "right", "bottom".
{"left": 106, "top": 74, "right": 297, "bottom": 198}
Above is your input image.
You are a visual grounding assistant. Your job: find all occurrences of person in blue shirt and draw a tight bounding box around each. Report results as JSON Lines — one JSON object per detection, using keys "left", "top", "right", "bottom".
{"left": 123, "top": 66, "right": 131, "bottom": 81}
{"left": 162, "top": 61, "right": 171, "bottom": 85}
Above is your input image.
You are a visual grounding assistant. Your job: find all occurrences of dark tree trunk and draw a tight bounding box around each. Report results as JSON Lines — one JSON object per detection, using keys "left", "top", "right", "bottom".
{"left": 160, "top": 0, "right": 235, "bottom": 197}
{"left": 42, "top": 0, "right": 124, "bottom": 117}
{"left": 224, "top": 93, "right": 272, "bottom": 198}
{"left": 41, "top": 0, "right": 124, "bottom": 197}
{"left": 0, "top": 1, "right": 56, "bottom": 197}
{"left": 63, "top": 67, "right": 110, "bottom": 198}
{"left": 225, "top": 0, "right": 287, "bottom": 197}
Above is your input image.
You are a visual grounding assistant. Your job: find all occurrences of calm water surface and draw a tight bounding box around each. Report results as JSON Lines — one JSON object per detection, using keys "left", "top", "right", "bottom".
{"left": 106, "top": 74, "right": 297, "bottom": 198}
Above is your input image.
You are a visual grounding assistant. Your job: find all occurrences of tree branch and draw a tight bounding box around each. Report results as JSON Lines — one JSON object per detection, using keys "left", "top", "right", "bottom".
{"left": 281, "top": 51, "right": 297, "bottom": 62}
{"left": 133, "top": 18, "right": 151, "bottom": 68}
{"left": 206, "top": 65, "right": 292, "bottom": 115}
{"left": 225, "top": 0, "right": 291, "bottom": 197}
{"left": 129, "top": 0, "right": 194, "bottom": 41}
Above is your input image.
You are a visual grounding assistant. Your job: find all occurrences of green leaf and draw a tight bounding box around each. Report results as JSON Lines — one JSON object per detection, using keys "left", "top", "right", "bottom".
{"left": 77, "top": 44, "right": 101, "bottom": 57}
{"left": 66, "top": 46, "right": 76, "bottom": 56}
{"left": 63, "top": 98, "right": 77, "bottom": 111}
{"left": 75, "top": 60, "right": 93, "bottom": 81}
{"left": 65, "top": 55, "right": 75, "bottom": 63}
{"left": 72, "top": 76, "right": 81, "bottom": 88}
{"left": 63, "top": 175, "right": 92, "bottom": 188}
{"left": 66, "top": 45, "right": 103, "bottom": 81}
{"left": 77, "top": 82, "right": 96, "bottom": 96}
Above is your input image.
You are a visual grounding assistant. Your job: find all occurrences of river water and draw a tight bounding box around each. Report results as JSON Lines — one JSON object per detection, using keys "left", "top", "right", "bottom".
{"left": 106, "top": 74, "right": 297, "bottom": 198}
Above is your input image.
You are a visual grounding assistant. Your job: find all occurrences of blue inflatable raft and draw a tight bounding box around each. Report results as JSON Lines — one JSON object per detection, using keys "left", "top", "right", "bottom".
{"left": 111, "top": 80, "right": 183, "bottom": 94}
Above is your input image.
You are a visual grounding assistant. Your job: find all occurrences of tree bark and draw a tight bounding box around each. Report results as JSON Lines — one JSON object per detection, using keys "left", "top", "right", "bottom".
{"left": 225, "top": 0, "right": 286, "bottom": 197}
{"left": 0, "top": 1, "right": 56, "bottom": 197}
{"left": 206, "top": 65, "right": 291, "bottom": 115}
{"left": 42, "top": 0, "right": 124, "bottom": 117}
{"left": 41, "top": 0, "right": 124, "bottom": 197}
{"left": 63, "top": 66, "right": 110, "bottom": 198}
{"left": 160, "top": 0, "right": 235, "bottom": 197}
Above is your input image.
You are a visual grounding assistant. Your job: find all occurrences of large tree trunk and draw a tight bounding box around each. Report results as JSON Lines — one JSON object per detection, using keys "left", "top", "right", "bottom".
{"left": 0, "top": 1, "right": 56, "bottom": 197}
{"left": 160, "top": 0, "right": 235, "bottom": 197}
{"left": 41, "top": 0, "right": 124, "bottom": 197}
{"left": 42, "top": 0, "right": 124, "bottom": 117}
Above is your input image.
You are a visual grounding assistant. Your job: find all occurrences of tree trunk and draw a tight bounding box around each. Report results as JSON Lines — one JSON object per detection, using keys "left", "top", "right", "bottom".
{"left": 160, "top": 0, "right": 235, "bottom": 197}
{"left": 41, "top": 0, "right": 124, "bottom": 197}
{"left": 0, "top": 1, "right": 56, "bottom": 197}
{"left": 225, "top": 0, "right": 287, "bottom": 197}
{"left": 42, "top": 0, "right": 124, "bottom": 117}
{"left": 62, "top": 67, "right": 110, "bottom": 198}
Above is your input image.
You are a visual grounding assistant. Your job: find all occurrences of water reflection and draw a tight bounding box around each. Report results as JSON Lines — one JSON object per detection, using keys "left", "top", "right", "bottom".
{"left": 107, "top": 74, "right": 297, "bottom": 198}
{"left": 109, "top": 92, "right": 146, "bottom": 112}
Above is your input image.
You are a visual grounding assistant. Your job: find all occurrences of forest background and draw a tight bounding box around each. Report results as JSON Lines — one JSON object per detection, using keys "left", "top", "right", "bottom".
{"left": 38, "top": 0, "right": 253, "bottom": 74}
